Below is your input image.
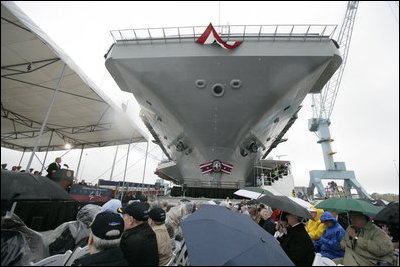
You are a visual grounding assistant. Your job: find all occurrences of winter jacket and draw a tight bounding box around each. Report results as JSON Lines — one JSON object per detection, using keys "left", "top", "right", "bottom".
{"left": 336, "top": 221, "right": 394, "bottom": 266}
{"left": 72, "top": 247, "right": 128, "bottom": 266}
{"left": 120, "top": 223, "right": 159, "bottom": 266}
{"left": 151, "top": 224, "right": 173, "bottom": 266}
{"left": 305, "top": 207, "right": 326, "bottom": 241}
{"left": 314, "top": 211, "right": 345, "bottom": 259}
{"left": 278, "top": 223, "right": 315, "bottom": 266}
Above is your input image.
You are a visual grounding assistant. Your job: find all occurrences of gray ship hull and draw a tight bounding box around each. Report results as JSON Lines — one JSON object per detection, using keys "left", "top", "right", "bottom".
{"left": 105, "top": 33, "right": 341, "bottom": 189}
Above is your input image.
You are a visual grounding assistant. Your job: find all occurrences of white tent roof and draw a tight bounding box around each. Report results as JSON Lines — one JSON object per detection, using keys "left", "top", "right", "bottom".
{"left": 1, "top": 2, "right": 148, "bottom": 152}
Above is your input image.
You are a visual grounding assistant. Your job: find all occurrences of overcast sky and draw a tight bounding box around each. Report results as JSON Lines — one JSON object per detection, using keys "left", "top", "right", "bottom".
{"left": 2, "top": 1, "right": 399, "bottom": 194}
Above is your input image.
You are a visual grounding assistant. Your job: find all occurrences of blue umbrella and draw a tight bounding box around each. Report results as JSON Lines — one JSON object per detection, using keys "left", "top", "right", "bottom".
{"left": 181, "top": 205, "right": 294, "bottom": 266}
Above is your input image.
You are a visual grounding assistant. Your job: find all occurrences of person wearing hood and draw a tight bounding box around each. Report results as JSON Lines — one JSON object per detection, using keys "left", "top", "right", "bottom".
{"left": 314, "top": 211, "right": 345, "bottom": 259}
{"left": 101, "top": 199, "right": 123, "bottom": 217}
{"left": 305, "top": 206, "right": 326, "bottom": 241}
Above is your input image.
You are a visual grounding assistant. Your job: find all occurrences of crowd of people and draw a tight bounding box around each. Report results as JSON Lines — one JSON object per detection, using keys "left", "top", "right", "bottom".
{"left": 70, "top": 197, "right": 192, "bottom": 266}
{"left": 2, "top": 157, "right": 78, "bottom": 184}
{"left": 326, "top": 181, "right": 339, "bottom": 198}
{"left": 256, "top": 163, "right": 291, "bottom": 186}
{"left": 223, "top": 199, "right": 397, "bottom": 266}
{"left": 1, "top": 157, "right": 67, "bottom": 177}
{"left": 1, "top": 193, "right": 398, "bottom": 266}
{"left": 1, "top": 163, "right": 42, "bottom": 176}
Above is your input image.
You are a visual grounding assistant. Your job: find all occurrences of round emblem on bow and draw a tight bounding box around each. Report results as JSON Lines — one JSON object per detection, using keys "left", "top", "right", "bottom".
{"left": 212, "top": 160, "right": 221, "bottom": 172}
{"left": 66, "top": 170, "right": 72, "bottom": 177}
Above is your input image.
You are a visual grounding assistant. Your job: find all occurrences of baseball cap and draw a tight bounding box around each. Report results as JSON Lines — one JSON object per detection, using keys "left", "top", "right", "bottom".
{"left": 119, "top": 202, "right": 149, "bottom": 222}
{"left": 148, "top": 207, "right": 166, "bottom": 223}
{"left": 91, "top": 212, "right": 124, "bottom": 240}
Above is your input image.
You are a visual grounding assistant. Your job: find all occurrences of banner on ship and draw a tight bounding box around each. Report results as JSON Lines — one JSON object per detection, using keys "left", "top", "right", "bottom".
{"left": 195, "top": 23, "right": 242, "bottom": 49}
{"left": 200, "top": 160, "right": 233, "bottom": 174}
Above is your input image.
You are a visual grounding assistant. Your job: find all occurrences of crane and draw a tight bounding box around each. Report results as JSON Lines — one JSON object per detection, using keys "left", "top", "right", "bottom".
{"left": 308, "top": 1, "right": 373, "bottom": 200}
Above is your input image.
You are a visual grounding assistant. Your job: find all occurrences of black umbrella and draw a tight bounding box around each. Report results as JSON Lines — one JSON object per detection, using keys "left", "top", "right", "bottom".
{"left": 181, "top": 205, "right": 294, "bottom": 266}
{"left": 374, "top": 201, "right": 399, "bottom": 224}
{"left": 257, "top": 194, "right": 312, "bottom": 219}
{"left": 364, "top": 198, "right": 388, "bottom": 207}
{"left": 1, "top": 170, "right": 72, "bottom": 200}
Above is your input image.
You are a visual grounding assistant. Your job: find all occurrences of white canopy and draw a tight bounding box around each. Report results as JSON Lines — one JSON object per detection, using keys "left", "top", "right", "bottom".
{"left": 1, "top": 2, "right": 147, "bottom": 152}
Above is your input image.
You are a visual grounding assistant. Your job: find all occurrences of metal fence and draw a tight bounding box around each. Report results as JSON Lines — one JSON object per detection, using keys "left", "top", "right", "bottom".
{"left": 110, "top": 24, "right": 338, "bottom": 43}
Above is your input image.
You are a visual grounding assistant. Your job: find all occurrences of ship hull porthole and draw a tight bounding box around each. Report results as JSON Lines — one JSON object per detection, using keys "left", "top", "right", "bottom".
{"left": 212, "top": 83, "right": 225, "bottom": 97}
{"left": 195, "top": 79, "right": 206, "bottom": 89}
{"left": 230, "top": 79, "right": 242, "bottom": 89}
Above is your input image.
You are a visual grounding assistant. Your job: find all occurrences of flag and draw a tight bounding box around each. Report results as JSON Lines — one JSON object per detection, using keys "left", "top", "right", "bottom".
{"left": 196, "top": 23, "right": 242, "bottom": 50}
{"left": 200, "top": 162, "right": 213, "bottom": 174}
{"left": 221, "top": 162, "right": 233, "bottom": 174}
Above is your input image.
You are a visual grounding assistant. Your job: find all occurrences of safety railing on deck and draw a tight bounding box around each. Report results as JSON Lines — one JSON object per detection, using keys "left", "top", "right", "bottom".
{"left": 110, "top": 24, "right": 338, "bottom": 43}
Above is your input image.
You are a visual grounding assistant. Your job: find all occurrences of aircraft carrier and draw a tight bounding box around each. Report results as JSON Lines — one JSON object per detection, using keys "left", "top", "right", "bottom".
{"left": 105, "top": 25, "right": 342, "bottom": 197}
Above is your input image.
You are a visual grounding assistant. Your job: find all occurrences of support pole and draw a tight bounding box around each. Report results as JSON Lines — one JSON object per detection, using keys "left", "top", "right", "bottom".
{"left": 110, "top": 145, "right": 119, "bottom": 181}
{"left": 393, "top": 160, "right": 399, "bottom": 178}
{"left": 18, "top": 148, "right": 26, "bottom": 167}
{"left": 33, "top": 152, "right": 43, "bottom": 167}
{"left": 59, "top": 148, "right": 73, "bottom": 158}
{"left": 141, "top": 140, "right": 150, "bottom": 184}
{"left": 40, "top": 130, "right": 54, "bottom": 173}
{"left": 26, "top": 63, "right": 66, "bottom": 171}
{"left": 10, "top": 202, "right": 17, "bottom": 216}
{"left": 75, "top": 145, "right": 85, "bottom": 183}
{"left": 120, "top": 143, "right": 131, "bottom": 202}
{"left": 317, "top": 119, "right": 335, "bottom": 170}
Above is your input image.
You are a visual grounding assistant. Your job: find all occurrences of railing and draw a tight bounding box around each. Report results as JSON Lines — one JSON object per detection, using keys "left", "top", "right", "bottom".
{"left": 110, "top": 24, "right": 338, "bottom": 43}
{"left": 325, "top": 185, "right": 348, "bottom": 198}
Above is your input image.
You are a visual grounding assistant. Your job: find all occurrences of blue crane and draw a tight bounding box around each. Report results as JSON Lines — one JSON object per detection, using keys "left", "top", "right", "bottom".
{"left": 308, "top": 1, "right": 373, "bottom": 200}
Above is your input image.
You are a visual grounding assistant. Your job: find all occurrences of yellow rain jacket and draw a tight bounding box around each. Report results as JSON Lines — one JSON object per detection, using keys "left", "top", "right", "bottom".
{"left": 305, "top": 207, "right": 326, "bottom": 241}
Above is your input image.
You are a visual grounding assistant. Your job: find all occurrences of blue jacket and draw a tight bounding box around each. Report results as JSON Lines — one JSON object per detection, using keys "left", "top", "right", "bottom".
{"left": 313, "top": 211, "right": 345, "bottom": 259}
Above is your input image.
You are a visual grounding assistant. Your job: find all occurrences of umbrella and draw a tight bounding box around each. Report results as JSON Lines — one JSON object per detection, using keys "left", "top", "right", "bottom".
{"left": 365, "top": 198, "right": 388, "bottom": 207}
{"left": 257, "top": 194, "right": 313, "bottom": 219}
{"left": 1, "top": 170, "right": 73, "bottom": 201}
{"left": 233, "top": 187, "right": 274, "bottom": 199}
{"left": 374, "top": 201, "right": 399, "bottom": 224}
{"left": 315, "top": 198, "right": 383, "bottom": 216}
{"left": 288, "top": 196, "right": 313, "bottom": 209}
{"left": 181, "top": 205, "right": 294, "bottom": 266}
